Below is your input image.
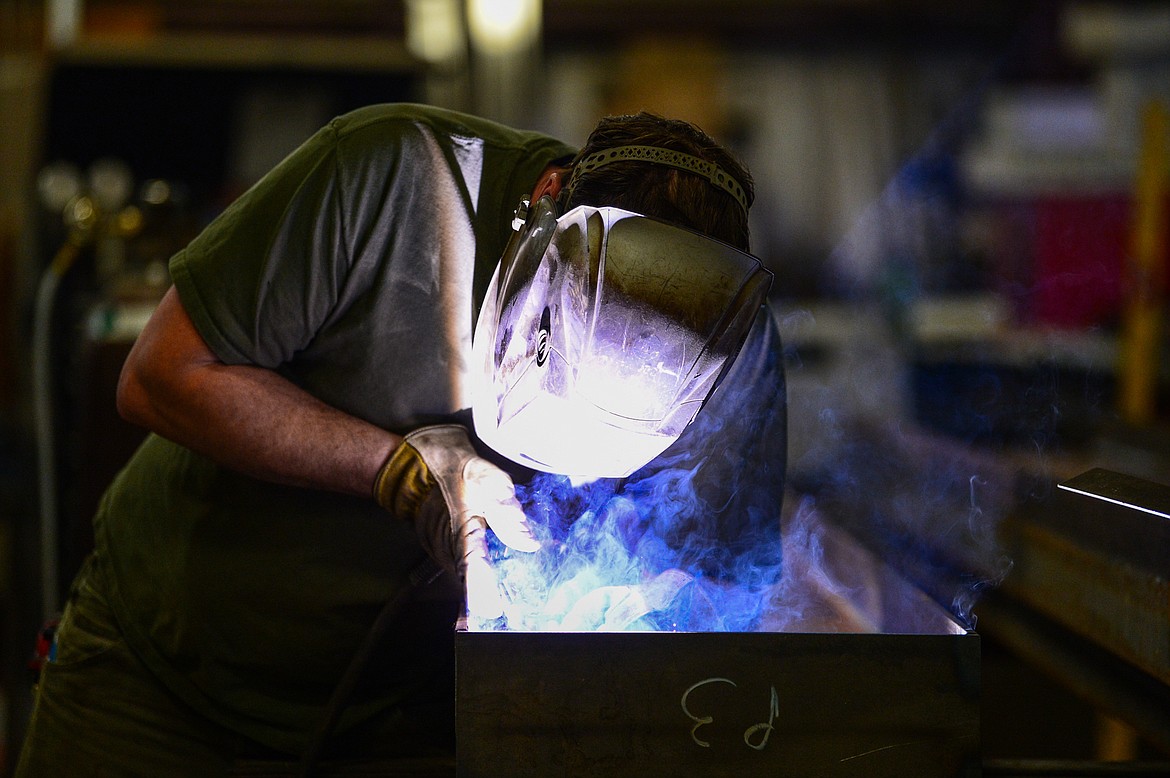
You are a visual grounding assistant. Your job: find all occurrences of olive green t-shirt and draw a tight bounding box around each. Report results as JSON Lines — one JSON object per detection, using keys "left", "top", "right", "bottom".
{"left": 93, "top": 104, "right": 575, "bottom": 754}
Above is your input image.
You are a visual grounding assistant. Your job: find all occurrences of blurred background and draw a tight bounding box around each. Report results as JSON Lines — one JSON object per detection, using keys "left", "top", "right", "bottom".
{"left": 1, "top": 0, "right": 1169, "bottom": 773}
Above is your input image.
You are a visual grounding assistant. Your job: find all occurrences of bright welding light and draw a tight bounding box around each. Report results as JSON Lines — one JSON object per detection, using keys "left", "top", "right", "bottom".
{"left": 501, "top": 390, "right": 675, "bottom": 480}
{"left": 472, "top": 198, "right": 772, "bottom": 480}
{"left": 464, "top": 551, "right": 504, "bottom": 619}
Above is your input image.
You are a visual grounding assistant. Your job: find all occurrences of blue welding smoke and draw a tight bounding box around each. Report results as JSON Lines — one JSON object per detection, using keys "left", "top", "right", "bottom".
{"left": 474, "top": 12, "right": 1054, "bottom": 634}
{"left": 779, "top": 15, "right": 1070, "bottom": 631}
{"left": 475, "top": 312, "right": 789, "bottom": 633}
{"left": 485, "top": 461, "right": 786, "bottom": 632}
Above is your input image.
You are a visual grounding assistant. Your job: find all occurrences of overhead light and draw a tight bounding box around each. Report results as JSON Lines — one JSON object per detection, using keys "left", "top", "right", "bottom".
{"left": 467, "top": 0, "right": 542, "bottom": 57}
{"left": 406, "top": 0, "right": 465, "bottom": 65}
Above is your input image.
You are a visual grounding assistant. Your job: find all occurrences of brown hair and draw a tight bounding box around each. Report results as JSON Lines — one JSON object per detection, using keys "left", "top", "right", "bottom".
{"left": 562, "top": 112, "right": 754, "bottom": 251}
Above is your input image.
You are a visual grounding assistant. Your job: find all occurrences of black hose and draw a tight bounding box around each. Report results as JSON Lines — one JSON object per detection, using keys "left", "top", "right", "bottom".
{"left": 298, "top": 558, "right": 443, "bottom": 777}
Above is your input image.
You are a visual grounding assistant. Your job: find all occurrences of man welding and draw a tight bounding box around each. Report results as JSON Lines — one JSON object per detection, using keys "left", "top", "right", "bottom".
{"left": 17, "top": 104, "right": 786, "bottom": 775}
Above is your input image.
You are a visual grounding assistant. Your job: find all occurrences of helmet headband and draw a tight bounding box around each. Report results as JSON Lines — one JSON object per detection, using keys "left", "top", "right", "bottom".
{"left": 565, "top": 145, "right": 750, "bottom": 216}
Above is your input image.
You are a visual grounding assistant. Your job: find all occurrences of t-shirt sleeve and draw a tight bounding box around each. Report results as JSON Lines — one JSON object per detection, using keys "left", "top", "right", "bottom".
{"left": 169, "top": 122, "right": 348, "bottom": 368}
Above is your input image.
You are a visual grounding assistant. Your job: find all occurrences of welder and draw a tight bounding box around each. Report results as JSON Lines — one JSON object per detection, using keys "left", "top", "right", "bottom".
{"left": 16, "top": 103, "right": 787, "bottom": 775}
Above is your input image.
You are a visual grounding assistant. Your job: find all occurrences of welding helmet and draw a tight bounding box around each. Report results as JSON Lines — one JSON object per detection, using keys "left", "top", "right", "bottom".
{"left": 471, "top": 194, "right": 772, "bottom": 479}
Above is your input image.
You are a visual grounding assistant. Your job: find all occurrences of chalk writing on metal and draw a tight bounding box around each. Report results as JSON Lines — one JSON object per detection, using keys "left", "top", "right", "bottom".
{"left": 681, "top": 677, "right": 736, "bottom": 747}
{"left": 743, "top": 685, "right": 779, "bottom": 750}
{"left": 680, "top": 677, "right": 779, "bottom": 751}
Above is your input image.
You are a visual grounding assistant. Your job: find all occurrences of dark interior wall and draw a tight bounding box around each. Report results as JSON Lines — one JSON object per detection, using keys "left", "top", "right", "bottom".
{"left": 42, "top": 62, "right": 419, "bottom": 206}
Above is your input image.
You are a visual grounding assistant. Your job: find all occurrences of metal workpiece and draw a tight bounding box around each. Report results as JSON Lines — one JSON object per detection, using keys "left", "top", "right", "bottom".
{"left": 998, "top": 468, "right": 1170, "bottom": 688}
{"left": 455, "top": 502, "right": 980, "bottom": 777}
{"left": 1052, "top": 468, "right": 1170, "bottom": 573}
{"left": 455, "top": 630, "right": 980, "bottom": 778}
{"left": 992, "top": 468, "right": 1170, "bottom": 754}
{"left": 1059, "top": 469, "right": 1170, "bottom": 518}
{"left": 977, "top": 592, "right": 1170, "bottom": 758}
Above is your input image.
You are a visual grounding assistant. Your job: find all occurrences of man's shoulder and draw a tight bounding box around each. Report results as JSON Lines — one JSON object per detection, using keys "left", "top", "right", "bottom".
{"left": 328, "top": 103, "right": 566, "bottom": 152}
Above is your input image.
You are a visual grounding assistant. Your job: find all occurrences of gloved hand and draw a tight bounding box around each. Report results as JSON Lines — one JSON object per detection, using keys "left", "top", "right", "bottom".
{"left": 374, "top": 424, "right": 539, "bottom": 618}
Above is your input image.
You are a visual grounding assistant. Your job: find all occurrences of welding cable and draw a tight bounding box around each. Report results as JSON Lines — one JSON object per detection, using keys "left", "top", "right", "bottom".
{"left": 297, "top": 557, "right": 443, "bottom": 777}
{"left": 33, "top": 194, "right": 100, "bottom": 621}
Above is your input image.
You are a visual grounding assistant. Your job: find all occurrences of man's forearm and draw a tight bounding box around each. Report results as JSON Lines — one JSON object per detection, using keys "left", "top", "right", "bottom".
{"left": 118, "top": 287, "right": 399, "bottom": 497}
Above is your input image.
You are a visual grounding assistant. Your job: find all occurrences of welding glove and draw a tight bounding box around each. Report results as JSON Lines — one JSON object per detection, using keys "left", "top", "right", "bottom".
{"left": 374, "top": 424, "right": 539, "bottom": 618}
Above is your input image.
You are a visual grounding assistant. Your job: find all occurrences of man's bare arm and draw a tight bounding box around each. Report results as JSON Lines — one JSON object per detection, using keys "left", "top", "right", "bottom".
{"left": 117, "top": 286, "right": 398, "bottom": 497}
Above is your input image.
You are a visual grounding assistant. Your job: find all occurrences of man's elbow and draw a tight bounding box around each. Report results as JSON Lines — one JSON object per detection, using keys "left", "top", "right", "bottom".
{"left": 115, "top": 355, "right": 155, "bottom": 429}
{"left": 114, "top": 285, "right": 212, "bottom": 432}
